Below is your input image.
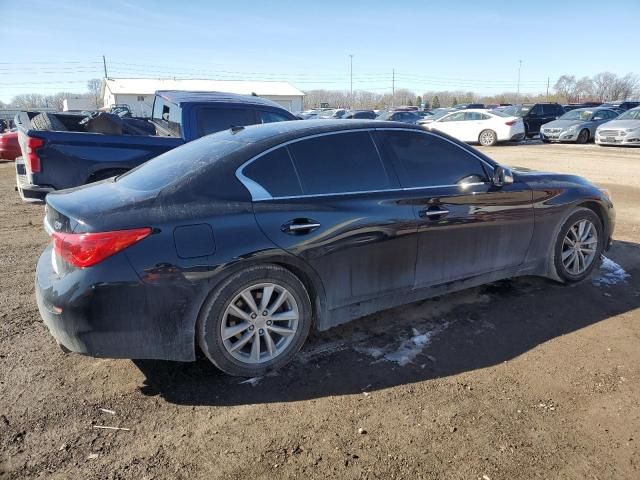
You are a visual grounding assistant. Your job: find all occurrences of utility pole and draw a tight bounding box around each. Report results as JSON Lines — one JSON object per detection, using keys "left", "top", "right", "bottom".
{"left": 546, "top": 77, "right": 550, "bottom": 101}
{"left": 516, "top": 60, "right": 522, "bottom": 102}
{"left": 102, "top": 55, "right": 108, "bottom": 78}
{"left": 392, "top": 68, "right": 395, "bottom": 107}
{"left": 349, "top": 54, "right": 353, "bottom": 108}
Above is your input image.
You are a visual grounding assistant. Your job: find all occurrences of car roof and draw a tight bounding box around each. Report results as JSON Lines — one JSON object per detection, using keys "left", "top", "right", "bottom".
{"left": 155, "top": 90, "right": 286, "bottom": 109}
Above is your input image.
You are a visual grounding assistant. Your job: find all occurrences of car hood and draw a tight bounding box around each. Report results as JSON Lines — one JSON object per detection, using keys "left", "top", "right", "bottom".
{"left": 597, "top": 119, "right": 640, "bottom": 130}
{"left": 543, "top": 119, "right": 588, "bottom": 129}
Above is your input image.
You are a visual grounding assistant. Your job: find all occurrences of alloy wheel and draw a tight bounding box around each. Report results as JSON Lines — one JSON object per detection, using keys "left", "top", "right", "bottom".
{"left": 561, "top": 219, "right": 598, "bottom": 275}
{"left": 221, "top": 283, "right": 300, "bottom": 364}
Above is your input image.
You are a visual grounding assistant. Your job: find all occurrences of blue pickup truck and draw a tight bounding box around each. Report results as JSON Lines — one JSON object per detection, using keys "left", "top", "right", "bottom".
{"left": 15, "top": 91, "right": 297, "bottom": 202}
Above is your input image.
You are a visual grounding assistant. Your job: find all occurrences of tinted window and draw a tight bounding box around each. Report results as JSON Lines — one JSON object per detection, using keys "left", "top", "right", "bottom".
{"left": 528, "top": 105, "right": 542, "bottom": 116}
{"left": 259, "top": 110, "right": 292, "bottom": 124}
{"left": 381, "top": 131, "right": 487, "bottom": 188}
{"left": 288, "top": 132, "right": 391, "bottom": 195}
{"left": 244, "top": 147, "right": 302, "bottom": 197}
{"left": 198, "top": 108, "right": 253, "bottom": 137}
{"left": 542, "top": 104, "right": 562, "bottom": 115}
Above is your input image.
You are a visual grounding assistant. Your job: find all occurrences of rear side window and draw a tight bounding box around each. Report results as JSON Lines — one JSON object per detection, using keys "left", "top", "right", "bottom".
{"left": 152, "top": 97, "right": 182, "bottom": 136}
{"left": 198, "top": 108, "right": 253, "bottom": 137}
{"left": 288, "top": 131, "right": 391, "bottom": 195}
{"left": 243, "top": 148, "right": 302, "bottom": 197}
{"left": 542, "top": 104, "right": 561, "bottom": 115}
{"left": 379, "top": 131, "right": 487, "bottom": 188}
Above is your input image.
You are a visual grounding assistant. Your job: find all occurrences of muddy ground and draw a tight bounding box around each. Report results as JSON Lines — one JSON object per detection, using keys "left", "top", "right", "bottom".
{"left": 1, "top": 142, "right": 639, "bottom": 479}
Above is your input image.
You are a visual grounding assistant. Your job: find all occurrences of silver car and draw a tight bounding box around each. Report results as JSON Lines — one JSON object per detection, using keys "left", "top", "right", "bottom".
{"left": 540, "top": 107, "right": 620, "bottom": 143}
{"left": 595, "top": 107, "right": 640, "bottom": 146}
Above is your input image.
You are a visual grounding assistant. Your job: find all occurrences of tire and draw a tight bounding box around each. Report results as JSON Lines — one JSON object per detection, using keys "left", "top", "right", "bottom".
{"left": 31, "top": 113, "right": 67, "bottom": 132}
{"left": 576, "top": 129, "right": 589, "bottom": 144}
{"left": 197, "top": 264, "right": 312, "bottom": 377}
{"left": 541, "top": 138, "right": 551, "bottom": 143}
{"left": 478, "top": 129, "right": 497, "bottom": 146}
{"left": 552, "top": 208, "right": 604, "bottom": 283}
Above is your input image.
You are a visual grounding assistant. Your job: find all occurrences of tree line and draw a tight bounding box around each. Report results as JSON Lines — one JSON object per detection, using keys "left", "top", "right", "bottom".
{"left": 1, "top": 72, "right": 638, "bottom": 111}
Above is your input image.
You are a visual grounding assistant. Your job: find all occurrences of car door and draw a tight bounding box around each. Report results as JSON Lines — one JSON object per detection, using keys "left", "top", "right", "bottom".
{"left": 525, "top": 105, "right": 543, "bottom": 134}
{"left": 431, "top": 111, "right": 466, "bottom": 138}
{"left": 463, "top": 111, "right": 487, "bottom": 141}
{"left": 374, "top": 129, "right": 535, "bottom": 287}
{"left": 247, "top": 130, "right": 418, "bottom": 309}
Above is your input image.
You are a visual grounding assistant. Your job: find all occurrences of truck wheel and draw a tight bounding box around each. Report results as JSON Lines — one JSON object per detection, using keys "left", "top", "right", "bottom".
{"left": 31, "top": 113, "right": 67, "bottom": 132}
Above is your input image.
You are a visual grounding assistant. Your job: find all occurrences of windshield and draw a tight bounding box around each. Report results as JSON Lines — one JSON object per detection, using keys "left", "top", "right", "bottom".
{"left": 117, "top": 134, "right": 244, "bottom": 192}
{"left": 618, "top": 109, "right": 640, "bottom": 120}
{"left": 560, "top": 110, "right": 593, "bottom": 121}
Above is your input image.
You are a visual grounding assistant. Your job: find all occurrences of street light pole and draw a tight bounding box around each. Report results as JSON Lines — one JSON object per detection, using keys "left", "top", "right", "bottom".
{"left": 517, "top": 59, "right": 522, "bottom": 102}
{"left": 349, "top": 54, "right": 353, "bottom": 107}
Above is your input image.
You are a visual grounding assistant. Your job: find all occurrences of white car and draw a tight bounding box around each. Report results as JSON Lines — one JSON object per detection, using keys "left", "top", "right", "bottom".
{"left": 595, "top": 107, "right": 640, "bottom": 146}
{"left": 423, "top": 109, "right": 525, "bottom": 146}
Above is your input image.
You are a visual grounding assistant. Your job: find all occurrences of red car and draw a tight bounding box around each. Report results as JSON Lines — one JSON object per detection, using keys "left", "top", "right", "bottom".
{"left": 0, "top": 131, "right": 20, "bottom": 161}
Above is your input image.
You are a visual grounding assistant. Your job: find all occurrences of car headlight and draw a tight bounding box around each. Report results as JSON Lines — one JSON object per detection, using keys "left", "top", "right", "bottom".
{"left": 625, "top": 127, "right": 638, "bottom": 133}
{"left": 565, "top": 125, "right": 578, "bottom": 133}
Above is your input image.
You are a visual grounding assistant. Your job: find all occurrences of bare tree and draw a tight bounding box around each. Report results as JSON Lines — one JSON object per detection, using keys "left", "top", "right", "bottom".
{"left": 554, "top": 75, "right": 578, "bottom": 102}
{"left": 87, "top": 79, "right": 103, "bottom": 108}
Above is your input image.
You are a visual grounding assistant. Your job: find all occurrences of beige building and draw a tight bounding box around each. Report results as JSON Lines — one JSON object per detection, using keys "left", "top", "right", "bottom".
{"left": 101, "top": 78, "right": 305, "bottom": 117}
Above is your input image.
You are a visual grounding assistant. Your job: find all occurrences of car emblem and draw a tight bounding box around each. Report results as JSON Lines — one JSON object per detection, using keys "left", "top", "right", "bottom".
{"left": 54, "top": 220, "right": 62, "bottom": 231}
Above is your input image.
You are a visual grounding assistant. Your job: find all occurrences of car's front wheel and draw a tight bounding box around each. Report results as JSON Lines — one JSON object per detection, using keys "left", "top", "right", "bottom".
{"left": 197, "top": 264, "right": 312, "bottom": 377}
{"left": 552, "top": 208, "right": 604, "bottom": 283}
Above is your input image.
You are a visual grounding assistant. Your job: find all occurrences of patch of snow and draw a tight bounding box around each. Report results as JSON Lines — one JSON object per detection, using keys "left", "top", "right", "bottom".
{"left": 357, "top": 324, "right": 448, "bottom": 367}
{"left": 592, "top": 256, "right": 630, "bottom": 287}
{"left": 239, "top": 377, "right": 262, "bottom": 387}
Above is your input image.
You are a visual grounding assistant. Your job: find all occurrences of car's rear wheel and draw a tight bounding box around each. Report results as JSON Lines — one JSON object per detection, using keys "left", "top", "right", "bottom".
{"left": 552, "top": 208, "right": 603, "bottom": 283}
{"left": 577, "top": 129, "right": 590, "bottom": 144}
{"left": 197, "top": 265, "right": 312, "bottom": 377}
{"left": 478, "top": 129, "right": 497, "bottom": 146}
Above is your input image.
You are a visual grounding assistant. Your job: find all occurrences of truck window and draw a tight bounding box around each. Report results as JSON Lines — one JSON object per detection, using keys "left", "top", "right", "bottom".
{"left": 197, "top": 108, "right": 253, "bottom": 137}
{"left": 152, "top": 97, "right": 182, "bottom": 137}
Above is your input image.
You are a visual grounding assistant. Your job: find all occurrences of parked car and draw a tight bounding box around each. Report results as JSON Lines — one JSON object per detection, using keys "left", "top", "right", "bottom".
{"left": 540, "top": 107, "right": 620, "bottom": 143}
{"left": 317, "top": 109, "right": 348, "bottom": 119}
{"left": 416, "top": 109, "right": 451, "bottom": 126}
{"left": 35, "top": 119, "right": 614, "bottom": 377}
{"left": 595, "top": 106, "right": 640, "bottom": 146}
{"left": 0, "top": 130, "right": 20, "bottom": 161}
{"left": 451, "top": 103, "right": 485, "bottom": 110}
{"left": 423, "top": 109, "right": 525, "bottom": 146}
{"left": 343, "top": 110, "right": 377, "bottom": 119}
{"left": 501, "top": 103, "right": 565, "bottom": 138}
{"left": 562, "top": 102, "right": 602, "bottom": 112}
{"left": 376, "top": 110, "right": 421, "bottom": 124}
{"left": 14, "top": 91, "right": 297, "bottom": 202}
{"left": 599, "top": 101, "right": 640, "bottom": 112}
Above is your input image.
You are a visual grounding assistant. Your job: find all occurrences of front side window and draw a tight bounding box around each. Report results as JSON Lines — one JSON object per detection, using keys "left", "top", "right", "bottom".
{"left": 198, "top": 108, "right": 253, "bottom": 137}
{"left": 243, "top": 147, "right": 302, "bottom": 197}
{"left": 379, "top": 131, "right": 488, "bottom": 188}
{"left": 288, "top": 131, "right": 391, "bottom": 195}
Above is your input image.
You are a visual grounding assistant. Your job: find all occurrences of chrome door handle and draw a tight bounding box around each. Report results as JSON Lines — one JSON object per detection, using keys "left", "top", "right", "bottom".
{"left": 281, "top": 220, "right": 321, "bottom": 234}
{"left": 419, "top": 207, "right": 450, "bottom": 219}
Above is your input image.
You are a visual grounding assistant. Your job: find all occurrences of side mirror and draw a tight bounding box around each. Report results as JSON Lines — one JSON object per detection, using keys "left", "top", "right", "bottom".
{"left": 492, "top": 166, "right": 514, "bottom": 187}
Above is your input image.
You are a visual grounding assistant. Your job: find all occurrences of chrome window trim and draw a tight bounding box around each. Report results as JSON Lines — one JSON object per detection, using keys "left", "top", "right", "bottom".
{"left": 235, "top": 127, "right": 497, "bottom": 201}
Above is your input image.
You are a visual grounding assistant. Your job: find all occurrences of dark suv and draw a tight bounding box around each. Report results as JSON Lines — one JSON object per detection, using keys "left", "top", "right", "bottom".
{"left": 502, "top": 103, "right": 565, "bottom": 137}
{"left": 600, "top": 101, "right": 640, "bottom": 112}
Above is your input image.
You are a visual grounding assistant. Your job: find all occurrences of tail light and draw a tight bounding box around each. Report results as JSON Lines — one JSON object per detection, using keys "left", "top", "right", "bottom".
{"left": 26, "top": 137, "right": 44, "bottom": 173}
{"left": 505, "top": 120, "right": 517, "bottom": 126}
{"left": 52, "top": 227, "right": 152, "bottom": 268}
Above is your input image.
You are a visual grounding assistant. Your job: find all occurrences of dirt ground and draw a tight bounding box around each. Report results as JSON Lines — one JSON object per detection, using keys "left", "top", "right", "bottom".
{"left": 1, "top": 142, "right": 639, "bottom": 480}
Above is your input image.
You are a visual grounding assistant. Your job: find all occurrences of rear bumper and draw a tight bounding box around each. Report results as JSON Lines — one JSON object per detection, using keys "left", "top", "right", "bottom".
{"left": 35, "top": 245, "right": 199, "bottom": 362}
{"left": 15, "top": 158, "right": 53, "bottom": 202}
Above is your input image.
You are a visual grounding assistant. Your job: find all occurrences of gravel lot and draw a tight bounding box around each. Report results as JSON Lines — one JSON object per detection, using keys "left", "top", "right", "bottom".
{"left": 1, "top": 142, "right": 639, "bottom": 479}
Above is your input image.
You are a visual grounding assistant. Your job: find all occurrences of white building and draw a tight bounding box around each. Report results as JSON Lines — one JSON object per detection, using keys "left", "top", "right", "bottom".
{"left": 101, "top": 78, "right": 305, "bottom": 117}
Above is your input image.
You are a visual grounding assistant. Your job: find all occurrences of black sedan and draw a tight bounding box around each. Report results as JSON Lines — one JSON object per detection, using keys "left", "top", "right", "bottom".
{"left": 36, "top": 120, "right": 615, "bottom": 377}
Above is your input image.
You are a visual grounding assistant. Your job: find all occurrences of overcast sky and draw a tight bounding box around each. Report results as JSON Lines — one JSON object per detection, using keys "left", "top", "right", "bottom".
{"left": 1, "top": 0, "right": 639, "bottom": 102}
